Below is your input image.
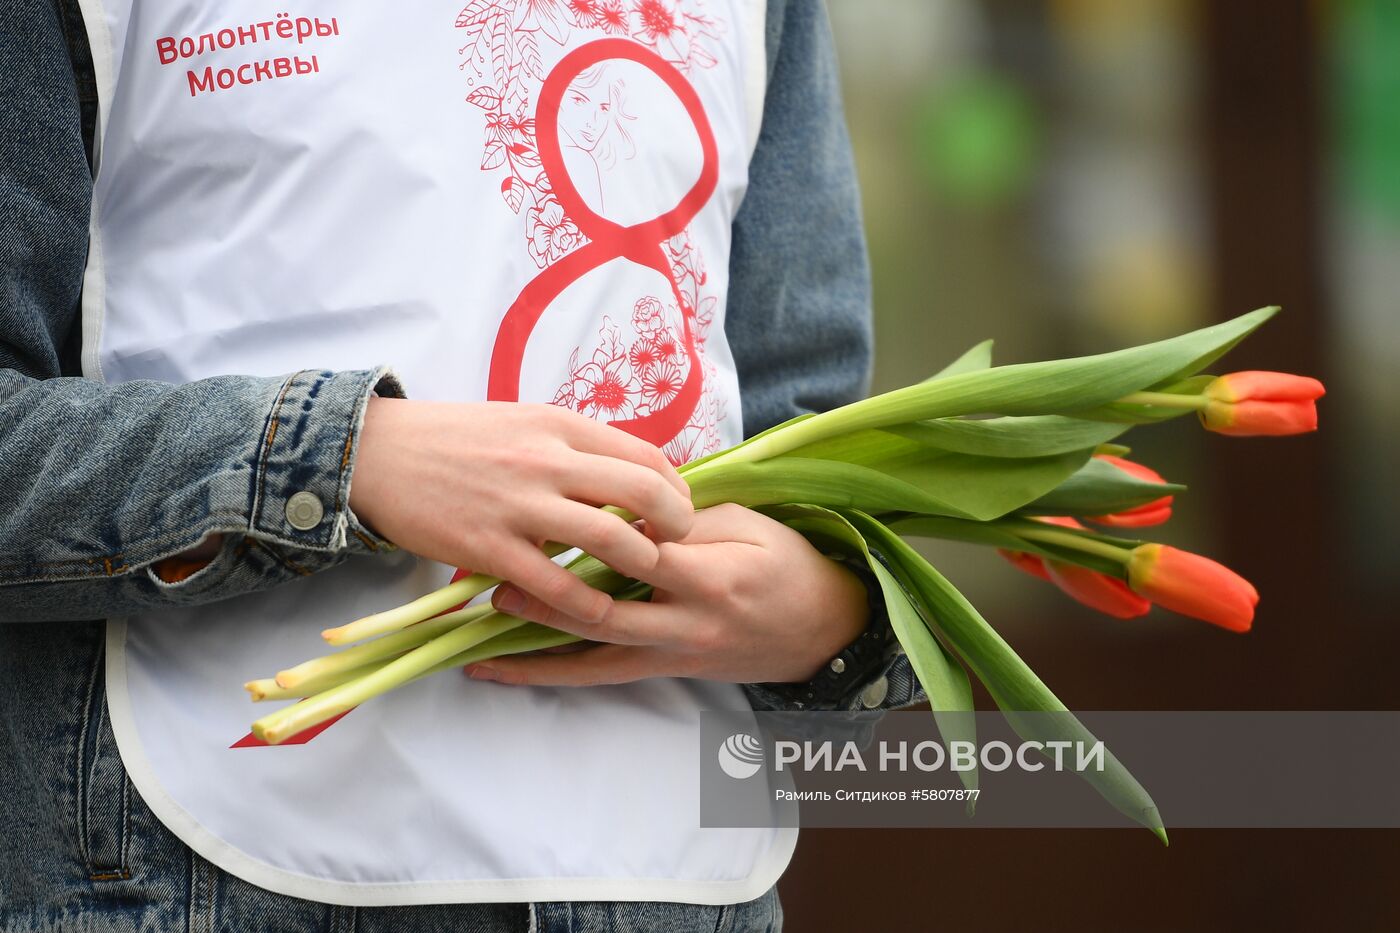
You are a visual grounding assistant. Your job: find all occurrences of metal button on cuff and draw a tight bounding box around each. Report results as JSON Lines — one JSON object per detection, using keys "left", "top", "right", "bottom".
{"left": 860, "top": 676, "right": 889, "bottom": 709}
{"left": 285, "top": 491, "right": 325, "bottom": 530}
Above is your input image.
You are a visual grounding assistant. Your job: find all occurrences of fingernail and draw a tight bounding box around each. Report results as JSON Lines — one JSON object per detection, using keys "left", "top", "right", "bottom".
{"left": 465, "top": 664, "right": 498, "bottom": 682}
{"left": 495, "top": 588, "right": 526, "bottom": 614}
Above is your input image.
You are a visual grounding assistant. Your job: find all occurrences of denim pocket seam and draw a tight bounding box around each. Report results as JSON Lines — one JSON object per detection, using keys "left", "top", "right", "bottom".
{"left": 79, "top": 640, "right": 132, "bottom": 881}
{"left": 74, "top": 637, "right": 99, "bottom": 874}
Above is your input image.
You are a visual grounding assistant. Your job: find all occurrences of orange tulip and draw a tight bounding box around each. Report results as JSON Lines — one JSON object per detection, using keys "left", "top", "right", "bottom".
{"left": 1126, "top": 543, "right": 1259, "bottom": 632}
{"left": 1088, "top": 455, "right": 1173, "bottom": 528}
{"left": 1200, "top": 370, "right": 1325, "bottom": 437}
{"left": 1043, "top": 560, "right": 1151, "bottom": 619}
{"left": 1000, "top": 517, "right": 1148, "bottom": 618}
{"left": 998, "top": 515, "right": 1084, "bottom": 579}
{"left": 999, "top": 547, "right": 1051, "bottom": 581}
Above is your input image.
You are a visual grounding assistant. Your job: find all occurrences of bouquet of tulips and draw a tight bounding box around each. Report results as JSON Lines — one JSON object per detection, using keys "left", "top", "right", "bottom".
{"left": 246, "top": 306, "right": 1324, "bottom": 841}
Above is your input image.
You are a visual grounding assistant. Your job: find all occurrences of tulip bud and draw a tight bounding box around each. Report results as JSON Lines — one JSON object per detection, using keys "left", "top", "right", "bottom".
{"left": 1044, "top": 560, "right": 1151, "bottom": 619}
{"left": 998, "top": 514, "right": 1090, "bottom": 575}
{"left": 999, "top": 548, "right": 1051, "bottom": 581}
{"left": 1126, "top": 543, "right": 1259, "bottom": 632}
{"left": 1088, "top": 455, "right": 1174, "bottom": 528}
{"left": 1200, "top": 371, "right": 1325, "bottom": 437}
{"left": 1000, "top": 517, "right": 1149, "bottom": 619}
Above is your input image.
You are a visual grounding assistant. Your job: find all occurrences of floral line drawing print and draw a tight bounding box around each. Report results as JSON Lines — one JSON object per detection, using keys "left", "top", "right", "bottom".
{"left": 526, "top": 197, "right": 583, "bottom": 266}
{"left": 550, "top": 284, "right": 725, "bottom": 465}
{"left": 548, "top": 227, "right": 725, "bottom": 464}
{"left": 458, "top": 2, "right": 730, "bottom": 460}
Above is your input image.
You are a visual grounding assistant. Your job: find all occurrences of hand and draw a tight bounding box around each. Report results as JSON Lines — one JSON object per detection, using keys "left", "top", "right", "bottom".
{"left": 348, "top": 398, "right": 694, "bottom": 624}
{"left": 467, "top": 503, "right": 872, "bottom": 687}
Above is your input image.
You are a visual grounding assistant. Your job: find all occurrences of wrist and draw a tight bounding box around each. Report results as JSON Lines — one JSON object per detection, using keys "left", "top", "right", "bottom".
{"left": 345, "top": 393, "right": 400, "bottom": 539}
{"left": 758, "top": 556, "right": 893, "bottom": 710}
{"left": 813, "top": 558, "right": 873, "bottom": 666}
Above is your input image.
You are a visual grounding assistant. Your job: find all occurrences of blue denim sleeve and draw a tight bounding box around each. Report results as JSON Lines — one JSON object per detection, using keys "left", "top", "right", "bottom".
{"left": 0, "top": 0, "right": 400, "bottom": 623}
{"left": 726, "top": 0, "right": 874, "bottom": 436}
{"left": 731, "top": 0, "right": 921, "bottom": 712}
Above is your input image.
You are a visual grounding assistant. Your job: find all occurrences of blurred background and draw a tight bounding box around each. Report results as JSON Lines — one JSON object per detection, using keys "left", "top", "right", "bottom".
{"left": 779, "top": 1, "right": 1400, "bottom": 929}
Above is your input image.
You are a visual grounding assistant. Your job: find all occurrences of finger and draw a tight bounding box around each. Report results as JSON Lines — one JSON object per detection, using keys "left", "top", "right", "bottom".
{"left": 465, "top": 644, "right": 667, "bottom": 687}
{"left": 625, "top": 537, "right": 716, "bottom": 593}
{"left": 529, "top": 499, "right": 661, "bottom": 580}
{"left": 678, "top": 502, "right": 771, "bottom": 547}
{"left": 538, "top": 642, "right": 592, "bottom": 654}
{"left": 634, "top": 538, "right": 776, "bottom": 606}
{"left": 565, "top": 453, "right": 694, "bottom": 542}
{"left": 558, "top": 413, "right": 691, "bottom": 499}
{"left": 493, "top": 587, "right": 682, "bottom": 645}
{"left": 494, "top": 545, "right": 614, "bottom": 626}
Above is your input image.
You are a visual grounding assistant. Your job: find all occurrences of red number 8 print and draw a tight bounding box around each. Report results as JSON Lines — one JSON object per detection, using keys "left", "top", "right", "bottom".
{"left": 230, "top": 39, "right": 719, "bottom": 750}
{"left": 487, "top": 38, "right": 719, "bottom": 447}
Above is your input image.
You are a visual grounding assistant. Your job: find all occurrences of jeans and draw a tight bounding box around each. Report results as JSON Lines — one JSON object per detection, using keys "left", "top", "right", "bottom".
{"left": 0, "top": 627, "right": 782, "bottom": 933}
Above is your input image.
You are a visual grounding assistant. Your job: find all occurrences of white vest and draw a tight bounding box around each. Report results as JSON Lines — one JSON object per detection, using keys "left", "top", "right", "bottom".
{"left": 78, "top": 0, "right": 794, "bottom": 905}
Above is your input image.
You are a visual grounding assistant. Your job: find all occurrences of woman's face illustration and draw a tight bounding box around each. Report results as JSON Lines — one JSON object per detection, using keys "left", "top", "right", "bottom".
{"left": 561, "top": 85, "right": 611, "bottom": 150}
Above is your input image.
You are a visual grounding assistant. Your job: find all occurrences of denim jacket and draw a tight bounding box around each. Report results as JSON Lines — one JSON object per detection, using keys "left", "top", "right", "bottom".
{"left": 0, "top": 0, "right": 918, "bottom": 926}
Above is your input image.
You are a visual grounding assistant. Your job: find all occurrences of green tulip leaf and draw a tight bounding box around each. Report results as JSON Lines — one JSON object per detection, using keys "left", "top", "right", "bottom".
{"left": 1021, "top": 456, "right": 1186, "bottom": 516}
{"left": 870, "top": 448, "right": 1093, "bottom": 521}
{"left": 766, "top": 504, "right": 978, "bottom": 795}
{"left": 712, "top": 307, "right": 1278, "bottom": 464}
{"left": 889, "top": 417, "right": 1129, "bottom": 459}
{"left": 841, "top": 510, "right": 1167, "bottom": 843}
{"left": 925, "top": 338, "right": 995, "bottom": 381}
{"left": 690, "top": 447, "right": 1093, "bottom": 523}
{"left": 785, "top": 416, "right": 1128, "bottom": 465}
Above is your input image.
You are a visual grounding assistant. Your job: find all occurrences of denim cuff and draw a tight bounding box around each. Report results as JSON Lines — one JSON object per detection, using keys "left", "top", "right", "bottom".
{"left": 744, "top": 644, "right": 921, "bottom": 713}
{"left": 0, "top": 364, "right": 409, "bottom": 621}
{"left": 246, "top": 366, "right": 403, "bottom": 556}
{"left": 843, "top": 649, "right": 922, "bottom": 711}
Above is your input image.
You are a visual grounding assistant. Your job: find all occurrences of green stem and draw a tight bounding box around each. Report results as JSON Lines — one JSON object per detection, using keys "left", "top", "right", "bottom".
{"left": 1117, "top": 391, "right": 1209, "bottom": 411}
{"left": 435, "top": 626, "right": 581, "bottom": 671}
{"left": 252, "top": 626, "right": 584, "bottom": 701}
{"left": 252, "top": 586, "right": 651, "bottom": 711}
{"left": 320, "top": 530, "right": 637, "bottom": 646}
{"left": 279, "top": 602, "right": 494, "bottom": 688}
{"left": 254, "top": 613, "right": 528, "bottom": 743}
{"left": 1012, "top": 524, "right": 1135, "bottom": 564}
{"left": 247, "top": 658, "right": 389, "bottom": 702}
{"left": 321, "top": 574, "right": 502, "bottom": 645}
